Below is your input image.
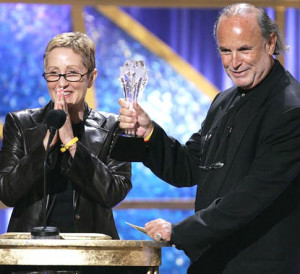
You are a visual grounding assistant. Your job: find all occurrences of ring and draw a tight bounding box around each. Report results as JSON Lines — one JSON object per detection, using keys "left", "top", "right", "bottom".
{"left": 155, "top": 233, "right": 162, "bottom": 241}
{"left": 118, "top": 115, "right": 121, "bottom": 122}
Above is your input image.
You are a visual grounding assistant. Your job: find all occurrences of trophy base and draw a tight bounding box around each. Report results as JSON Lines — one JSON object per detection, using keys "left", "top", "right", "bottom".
{"left": 31, "top": 226, "right": 60, "bottom": 239}
{"left": 110, "top": 134, "right": 147, "bottom": 162}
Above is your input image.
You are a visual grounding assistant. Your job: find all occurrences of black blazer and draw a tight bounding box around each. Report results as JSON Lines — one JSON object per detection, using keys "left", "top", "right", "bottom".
{"left": 144, "top": 60, "right": 300, "bottom": 273}
{"left": 0, "top": 101, "right": 132, "bottom": 239}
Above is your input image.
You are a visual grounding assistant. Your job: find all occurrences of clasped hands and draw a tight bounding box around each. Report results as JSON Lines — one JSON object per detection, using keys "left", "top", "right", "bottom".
{"left": 43, "top": 88, "right": 76, "bottom": 157}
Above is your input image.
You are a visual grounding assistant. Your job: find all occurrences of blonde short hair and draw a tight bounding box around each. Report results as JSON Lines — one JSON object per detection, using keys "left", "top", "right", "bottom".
{"left": 44, "top": 32, "right": 96, "bottom": 70}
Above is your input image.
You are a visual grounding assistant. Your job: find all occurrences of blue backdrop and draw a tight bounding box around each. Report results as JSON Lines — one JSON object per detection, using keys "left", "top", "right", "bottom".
{"left": 0, "top": 4, "right": 299, "bottom": 274}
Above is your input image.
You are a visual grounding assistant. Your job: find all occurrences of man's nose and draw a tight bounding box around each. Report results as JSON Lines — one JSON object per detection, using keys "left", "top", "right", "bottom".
{"left": 231, "top": 52, "right": 242, "bottom": 69}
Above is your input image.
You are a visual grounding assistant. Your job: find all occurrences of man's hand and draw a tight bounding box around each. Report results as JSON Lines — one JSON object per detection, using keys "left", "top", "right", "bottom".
{"left": 145, "top": 218, "right": 172, "bottom": 242}
{"left": 118, "top": 98, "right": 153, "bottom": 139}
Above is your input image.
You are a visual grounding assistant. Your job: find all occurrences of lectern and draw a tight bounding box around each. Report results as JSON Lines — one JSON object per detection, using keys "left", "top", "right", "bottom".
{"left": 0, "top": 232, "right": 169, "bottom": 274}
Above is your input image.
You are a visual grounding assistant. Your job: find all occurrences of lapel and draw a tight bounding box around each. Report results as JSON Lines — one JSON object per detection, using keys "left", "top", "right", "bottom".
{"left": 72, "top": 107, "right": 112, "bottom": 209}
{"left": 25, "top": 125, "right": 47, "bottom": 154}
{"left": 80, "top": 108, "right": 110, "bottom": 159}
{"left": 23, "top": 103, "right": 51, "bottom": 154}
{"left": 203, "top": 88, "right": 236, "bottom": 133}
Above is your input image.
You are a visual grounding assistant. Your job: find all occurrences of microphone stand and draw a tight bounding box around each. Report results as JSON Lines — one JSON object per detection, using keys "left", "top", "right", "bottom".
{"left": 31, "top": 127, "right": 60, "bottom": 239}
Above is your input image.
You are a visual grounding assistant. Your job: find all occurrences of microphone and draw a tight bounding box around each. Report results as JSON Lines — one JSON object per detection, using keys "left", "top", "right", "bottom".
{"left": 31, "top": 109, "right": 66, "bottom": 239}
{"left": 46, "top": 109, "right": 67, "bottom": 129}
{"left": 46, "top": 109, "right": 67, "bottom": 145}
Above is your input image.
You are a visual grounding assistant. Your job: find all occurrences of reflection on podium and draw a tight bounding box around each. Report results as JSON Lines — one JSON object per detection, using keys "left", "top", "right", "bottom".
{"left": 0, "top": 232, "right": 169, "bottom": 274}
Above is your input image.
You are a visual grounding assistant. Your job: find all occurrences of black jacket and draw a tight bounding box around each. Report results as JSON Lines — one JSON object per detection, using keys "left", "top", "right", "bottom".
{"left": 0, "top": 101, "right": 132, "bottom": 239}
{"left": 144, "top": 60, "right": 300, "bottom": 273}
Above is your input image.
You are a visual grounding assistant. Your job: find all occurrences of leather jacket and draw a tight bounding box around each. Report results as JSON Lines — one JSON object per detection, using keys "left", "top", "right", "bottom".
{"left": 0, "top": 101, "right": 132, "bottom": 239}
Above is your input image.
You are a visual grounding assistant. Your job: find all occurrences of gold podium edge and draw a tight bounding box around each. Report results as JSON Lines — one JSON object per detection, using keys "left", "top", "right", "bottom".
{"left": 0, "top": 233, "right": 169, "bottom": 266}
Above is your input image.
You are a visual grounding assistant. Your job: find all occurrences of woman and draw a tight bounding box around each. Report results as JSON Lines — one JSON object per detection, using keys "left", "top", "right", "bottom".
{"left": 0, "top": 32, "right": 131, "bottom": 239}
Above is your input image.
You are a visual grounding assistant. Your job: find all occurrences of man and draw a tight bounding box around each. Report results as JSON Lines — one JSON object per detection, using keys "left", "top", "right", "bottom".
{"left": 118, "top": 3, "right": 300, "bottom": 274}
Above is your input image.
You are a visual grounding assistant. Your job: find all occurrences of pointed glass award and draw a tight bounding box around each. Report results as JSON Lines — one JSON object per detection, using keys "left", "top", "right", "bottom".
{"left": 110, "top": 60, "right": 149, "bottom": 162}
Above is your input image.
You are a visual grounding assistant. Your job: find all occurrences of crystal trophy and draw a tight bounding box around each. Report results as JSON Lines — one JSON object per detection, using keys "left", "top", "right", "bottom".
{"left": 110, "top": 60, "right": 149, "bottom": 162}
{"left": 120, "top": 60, "right": 148, "bottom": 135}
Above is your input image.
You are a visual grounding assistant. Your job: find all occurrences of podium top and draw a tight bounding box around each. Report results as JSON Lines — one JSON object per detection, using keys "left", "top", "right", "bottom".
{"left": 0, "top": 232, "right": 169, "bottom": 266}
{"left": 0, "top": 232, "right": 111, "bottom": 240}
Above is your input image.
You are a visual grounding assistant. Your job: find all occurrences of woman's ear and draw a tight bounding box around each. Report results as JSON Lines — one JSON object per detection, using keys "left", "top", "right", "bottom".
{"left": 88, "top": 68, "right": 98, "bottom": 88}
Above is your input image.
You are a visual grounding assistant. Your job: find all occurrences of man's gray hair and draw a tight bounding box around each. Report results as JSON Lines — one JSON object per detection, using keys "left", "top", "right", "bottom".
{"left": 213, "top": 3, "right": 286, "bottom": 55}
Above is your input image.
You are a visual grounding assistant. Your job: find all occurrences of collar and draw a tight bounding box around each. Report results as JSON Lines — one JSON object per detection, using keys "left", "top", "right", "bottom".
{"left": 237, "top": 59, "right": 283, "bottom": 96}
{"left": 30, "top": 101, "right": 91, "bottom": 127}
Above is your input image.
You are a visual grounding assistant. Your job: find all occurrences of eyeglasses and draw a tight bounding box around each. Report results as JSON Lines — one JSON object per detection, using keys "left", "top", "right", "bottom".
{"left": 43, "top": 70, "right": 92, "bottom": 82}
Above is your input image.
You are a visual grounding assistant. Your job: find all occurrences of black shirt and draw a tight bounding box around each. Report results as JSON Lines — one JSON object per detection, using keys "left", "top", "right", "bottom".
{"left": 47, "top": 122, "right": 83, "bottom": 232}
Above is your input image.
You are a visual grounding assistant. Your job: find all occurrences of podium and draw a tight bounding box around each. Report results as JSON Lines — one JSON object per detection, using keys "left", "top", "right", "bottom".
{"left": 0, "top": 232, "right": 169, "bottom": 274}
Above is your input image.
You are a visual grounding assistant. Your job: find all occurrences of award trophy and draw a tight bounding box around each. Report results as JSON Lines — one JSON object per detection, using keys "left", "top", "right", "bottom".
{"left": 110, "top": 60, "right": 149, "bottom": 162}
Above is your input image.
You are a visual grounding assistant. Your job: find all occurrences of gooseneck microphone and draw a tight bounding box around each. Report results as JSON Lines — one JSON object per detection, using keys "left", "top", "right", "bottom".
{"left": 31, "top": 109, "right": 66, "bottom": 239}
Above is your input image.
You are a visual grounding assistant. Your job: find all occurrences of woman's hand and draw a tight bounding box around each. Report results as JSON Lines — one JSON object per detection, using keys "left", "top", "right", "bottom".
{"left": 43, "top": 88, "right": 76, "bottom": 157}
{"left": 56, "top": 88, "right": 77, "bottom": 157}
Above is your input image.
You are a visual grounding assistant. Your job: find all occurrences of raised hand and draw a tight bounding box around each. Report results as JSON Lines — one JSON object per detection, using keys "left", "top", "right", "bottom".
{"left": 118, "top": 98, "right": 153, "bottom": 139}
